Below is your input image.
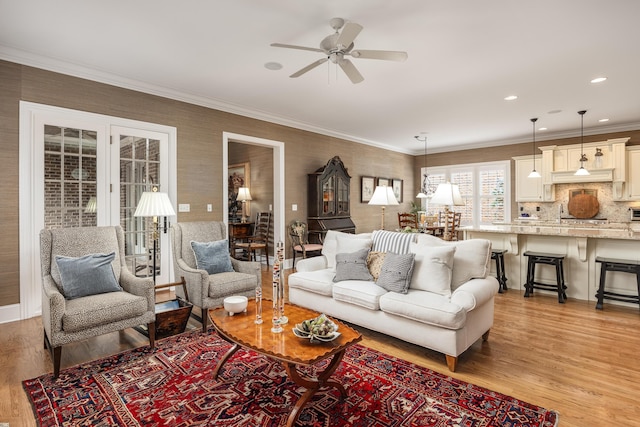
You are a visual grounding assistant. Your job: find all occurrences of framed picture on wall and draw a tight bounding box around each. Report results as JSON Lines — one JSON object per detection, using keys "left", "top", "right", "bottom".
{"left": 377, "top": 177, "right": 390, "bottom": 187}
{"left": 361, "top": 176, "right": 376, "bottom": 202}
{"left": 392, "top": 178, "right": 403, "bottom": 203}
{"left": 228, "top": 162, "right": 250, "bottom": 221}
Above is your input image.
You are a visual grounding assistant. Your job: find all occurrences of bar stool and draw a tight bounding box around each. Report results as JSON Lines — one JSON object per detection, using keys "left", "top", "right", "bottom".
{"left": 491, "top": 249, "right": 508, "bottom": 293}
{"left": 523, "top": 251, "right": 567, "bottom": 303}
{"left": 595, "top": 257, "right": 640, "bottom": 310}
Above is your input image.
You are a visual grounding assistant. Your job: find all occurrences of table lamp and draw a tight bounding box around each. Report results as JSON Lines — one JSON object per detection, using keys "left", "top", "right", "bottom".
{"left": 237, "top": 187, "right": 252, "bottom": 223}
{"left": 134, "top": 187, "right": 176, "bottom": 284}
{"left": 368, "top": 185, "right": 399, "bottom": 230}
{"left": 430, "top": 182, "right": 464, "bottom": 241}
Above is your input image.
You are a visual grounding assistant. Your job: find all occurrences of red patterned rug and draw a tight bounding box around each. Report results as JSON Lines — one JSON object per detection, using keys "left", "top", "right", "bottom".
{"left": 24, "top": 329, "right": 558, "bottom": 426}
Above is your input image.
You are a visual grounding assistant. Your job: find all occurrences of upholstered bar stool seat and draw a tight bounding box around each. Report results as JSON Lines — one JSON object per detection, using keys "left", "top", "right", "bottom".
{"left": 595, "top": 257, "right": 640, "bottom": 310}
{"left": 523, "top": 251, "right": 567, "bottom": 303}
{"left": 491, "top": 249, "right": 508, "bottom": 293}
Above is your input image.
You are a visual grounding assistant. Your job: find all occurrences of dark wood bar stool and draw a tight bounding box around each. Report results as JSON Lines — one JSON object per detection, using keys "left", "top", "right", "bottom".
{"left": 491, "top": 249, "right": 508, "bottom": 293}
{"left": 523, "top": 251, "right": 567, "bottom": 303}
{"left": 595, "top": 257, "right": 640, "bottom": 310}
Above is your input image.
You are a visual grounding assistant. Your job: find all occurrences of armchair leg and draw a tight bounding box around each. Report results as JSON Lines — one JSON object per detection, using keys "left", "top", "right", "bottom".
{"left": 147, "top": 322, "right": 156, "bottom": 349}
{"left": 445, "top": 355, "right": 458, "bottom": 372}
{"left": 53, "top": 346, "right": 62, "bottom": 379}
{"left": 202, "top": 308, "right": 209, "bottom": 332}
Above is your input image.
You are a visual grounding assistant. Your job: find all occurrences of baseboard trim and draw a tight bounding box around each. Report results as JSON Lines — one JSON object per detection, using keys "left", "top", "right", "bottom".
{"left": 0, "top": 303, "right": 21, "bottom": 324}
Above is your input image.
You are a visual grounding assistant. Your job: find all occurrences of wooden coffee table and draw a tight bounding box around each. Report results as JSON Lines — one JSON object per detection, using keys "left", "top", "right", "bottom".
{"left": 209, "top": 300, "right": 362, "bottom": 427}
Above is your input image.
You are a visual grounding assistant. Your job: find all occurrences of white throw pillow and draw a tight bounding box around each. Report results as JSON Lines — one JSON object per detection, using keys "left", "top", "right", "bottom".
{"left": 409, "top": 243, "right": 456, "bottom": 296}
{"left": 322, "top": 231, "right": 373, "bottom": 270}
{"left": 414, "top": 234, "right": 491, "bottom": 289}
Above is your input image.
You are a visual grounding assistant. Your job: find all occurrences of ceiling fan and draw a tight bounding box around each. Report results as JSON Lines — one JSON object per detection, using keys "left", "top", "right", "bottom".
{"left": 270, "top": 17, "right": 408, "bottom": 84}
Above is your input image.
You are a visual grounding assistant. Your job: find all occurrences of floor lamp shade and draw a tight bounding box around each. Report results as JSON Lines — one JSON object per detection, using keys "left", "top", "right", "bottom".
{"left": 134, "top": 191, "right": 176, "bottom": 218}
{"left": 430, "top": 182, "right": 464, "bottom": 207}
{"left": 368, "top": 186, "right": 399, "bottom": 230}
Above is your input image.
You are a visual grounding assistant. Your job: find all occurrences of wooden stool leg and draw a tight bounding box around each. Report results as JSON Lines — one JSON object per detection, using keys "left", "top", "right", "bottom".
{"left": 494, "top": 255, "right": 503, "bottom": 293}
{"left": 499, "top": 253, "right": 508, "bottom": 291}
{"left": 596, "top": 263, "right": 607, "bottom": 310}
{"left": 636, "top": 267, "right": 640, "bottom": 310}
{"left": 524, "top": 257, "right": 534, "bottom": 297}
{"left": 555, "top": 260, "right": 565, "bottom": 303}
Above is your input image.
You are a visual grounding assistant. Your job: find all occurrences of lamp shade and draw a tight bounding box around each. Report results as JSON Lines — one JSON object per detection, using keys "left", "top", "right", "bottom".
{"left": 134, "top": 191, "right": 176, "bottom": 217}
{"left": 416, "top": 191, "right": 428, "bottom": 199}
{"left": 430, "top": 182, "right": 464, "bottom": 206}
{"left": 368, "top": 186, "right": 399, "bottom": 206}
{"left": 236, "top": 187, "right": 252, "bottom": 201}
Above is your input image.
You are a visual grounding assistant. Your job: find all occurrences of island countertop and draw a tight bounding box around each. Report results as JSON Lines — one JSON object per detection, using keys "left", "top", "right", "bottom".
{"left": 460, "top": 223, "right": 640, "bottom": 240}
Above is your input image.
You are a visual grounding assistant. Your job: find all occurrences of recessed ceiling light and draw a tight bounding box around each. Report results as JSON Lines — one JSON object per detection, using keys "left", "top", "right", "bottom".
{"left": 539, "top": 127, "right": 548, "bottom": 131}
{"left": 591, "top": 77, "right": 607, "bottom": 84}
{"left": 598, "top": 118, "right": 610, "bottom": 123}
{"left": 264, "top": 62, "right": 283, "bottom": 71}
{"left": 547, "top": 109, "right": 562, "bottom": 114}
{"left": 504, "top": 95, "right": 518, "bottom": 101}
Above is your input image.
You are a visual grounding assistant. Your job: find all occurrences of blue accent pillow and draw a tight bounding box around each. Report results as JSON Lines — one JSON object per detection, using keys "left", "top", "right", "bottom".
{"left": 55, "top": 252, "right": 122, "bottom": 300}
{"left": 191, "top": 240, "right": 234, "bottom": 274}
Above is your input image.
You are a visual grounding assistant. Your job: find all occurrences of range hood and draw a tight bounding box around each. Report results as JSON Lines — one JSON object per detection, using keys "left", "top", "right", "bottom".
{"left": 550, "top": 168, "right": 614, "bottom": 184}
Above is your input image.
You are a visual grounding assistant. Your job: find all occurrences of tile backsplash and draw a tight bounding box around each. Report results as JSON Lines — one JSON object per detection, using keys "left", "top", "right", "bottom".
{"left": 518, "top": 182, "right": 640, "bottom": 223}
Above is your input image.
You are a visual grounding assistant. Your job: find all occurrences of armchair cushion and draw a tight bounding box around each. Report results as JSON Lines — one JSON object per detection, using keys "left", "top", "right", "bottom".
{"left": 55, "top": 252, "right": 122, "bottom": 300}
{"left": 191, "top": 240, "right": 234, "bottom": 274}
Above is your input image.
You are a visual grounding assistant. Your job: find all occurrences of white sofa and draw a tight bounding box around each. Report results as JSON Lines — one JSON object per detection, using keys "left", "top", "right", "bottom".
{"left": 288, "top": 230, "right": 499, "bottom": 371}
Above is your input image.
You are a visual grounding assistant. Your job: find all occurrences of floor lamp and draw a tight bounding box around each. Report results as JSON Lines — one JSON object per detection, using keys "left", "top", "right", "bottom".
{"left": 430, "top": 182, "right": 464, "bottom": 241}
{"left": 368, "top": 186, "right": 399, "bottom": 230}
{"left": 134, "top": 187, "right": 176, "bottom": 285}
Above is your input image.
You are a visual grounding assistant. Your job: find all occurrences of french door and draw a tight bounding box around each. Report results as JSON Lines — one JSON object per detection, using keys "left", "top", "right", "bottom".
{"left": 20, "top": 102, "right": 177, "bottom": 319}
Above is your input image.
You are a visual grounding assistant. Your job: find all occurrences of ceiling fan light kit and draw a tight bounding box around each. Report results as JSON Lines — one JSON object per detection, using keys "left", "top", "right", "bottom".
{"left": 271, "top": 17, "right": 408, "bottom": 84}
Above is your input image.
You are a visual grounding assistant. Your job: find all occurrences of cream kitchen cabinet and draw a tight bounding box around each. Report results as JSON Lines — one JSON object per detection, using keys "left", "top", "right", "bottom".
{"left": 514, "top": 155, "right": 543, "bottom": 201}
{"left": 626, "top": 147, "right": 640, "bottom": 200}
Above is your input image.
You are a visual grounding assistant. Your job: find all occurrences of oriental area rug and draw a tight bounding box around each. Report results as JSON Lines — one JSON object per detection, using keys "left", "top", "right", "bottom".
{"left": 24, "top": 329, "right": 558, "bottom": 427}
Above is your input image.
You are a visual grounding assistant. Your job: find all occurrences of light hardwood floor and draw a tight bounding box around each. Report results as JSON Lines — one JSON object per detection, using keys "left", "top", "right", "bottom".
{"left": 2, "top": 267, "right": 640, "bottom": 426}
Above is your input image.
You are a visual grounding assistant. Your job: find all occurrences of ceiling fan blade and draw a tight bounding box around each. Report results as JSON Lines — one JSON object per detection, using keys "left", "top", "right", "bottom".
{"left": 270, "top": 43, "right": 324, "bottom": 53}
{"left": 336, "top": 22, "right": 363, "bottom": 49}
{"left": 290, "top": 58, "right": 328, "bottom": 78}
{"left": 338, "top": 58, "right": 364, "bottom": 84}
{"left": 351, "top": 49, "right": 408, "bottom": 62}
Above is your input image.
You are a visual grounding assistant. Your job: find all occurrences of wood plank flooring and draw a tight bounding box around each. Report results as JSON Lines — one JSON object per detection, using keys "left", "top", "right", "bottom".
{"left": 2, "top": 267, "right": 640, "bottom": 426}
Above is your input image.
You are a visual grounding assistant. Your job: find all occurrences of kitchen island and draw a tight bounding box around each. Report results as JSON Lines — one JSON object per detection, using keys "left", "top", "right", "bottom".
{"left": 462, "top": 222, "right": 640, "bottom": 306}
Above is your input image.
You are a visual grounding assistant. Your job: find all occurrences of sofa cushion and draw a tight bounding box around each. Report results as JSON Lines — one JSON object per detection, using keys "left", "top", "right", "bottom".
{"left": 55, "top": 252, "right": 122, "bottom": 300}
{"left": 367, "top": 251, "right": 386, "bottom": 281}
{"left": 333, "top": 248, "right": 373, "bottom": 282}
{"left": 376, "top": 252, "right": 416, "bottom": 294}
{"left": 371, "top": 230, "right": 414, "bottom": 254}
{"left": 191, "top": 240, "right": 234, "bottom": 274}
{"left": 409, "top": 243, "right": 456, "bottom": 296}
{"left": 414, "top": 234, "right": 491, "bottom": 289}
{"left": 379, "top": 290, "right": 466, "bottom": 330}
{"left": 333, "top": 280, "right": 388, "bottom": 310}
{"left": 288, "top": 269, "right": 335, "bottom": 297}
{"left": 322, "top": 230, "right": 373, "bottom": 270}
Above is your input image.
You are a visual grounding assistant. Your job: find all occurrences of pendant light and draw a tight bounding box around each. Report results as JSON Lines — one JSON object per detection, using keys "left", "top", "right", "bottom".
{"left": 415, "top": 135, "right": 428, "bottom": 198}
{"left": 575, "top": 110, "right": 590, "bottom": 176}
{"left": 527, "top": 117, "right": 541, "bottom": 178}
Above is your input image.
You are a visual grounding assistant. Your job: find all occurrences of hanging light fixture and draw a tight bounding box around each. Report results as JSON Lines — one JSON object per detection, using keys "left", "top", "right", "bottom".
{"left": 575, "top": 110, "right": 590, "bottom": 176}
{"left": 528, "top": 117, "right": 541, "bottom": 178}
{"left": 415, "top": 135, "right": 428, "bottom": 198}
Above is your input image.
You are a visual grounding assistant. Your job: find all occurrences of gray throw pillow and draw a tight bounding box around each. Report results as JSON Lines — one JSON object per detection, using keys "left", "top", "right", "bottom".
{"left": 333, "top": 248, "right": 373, "bottom": 282}
{"left": 191, "top": 240, "right": 234, "bottom": 274}
{"left": 55, "top": 252, "right": 122, "bottom": 300}
{"left": 377, "top": 252, "right": 416, "bottom": 294}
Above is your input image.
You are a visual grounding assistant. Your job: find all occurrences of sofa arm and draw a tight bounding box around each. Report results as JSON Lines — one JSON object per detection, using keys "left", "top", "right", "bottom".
{"left": 295, "top": 256, "right": 328, "bottom": 272}
{"left": 451, "top": 277, "right": 499, "bottom": 311}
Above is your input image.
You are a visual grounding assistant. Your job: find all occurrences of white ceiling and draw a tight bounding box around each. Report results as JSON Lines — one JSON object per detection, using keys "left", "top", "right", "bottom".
{"left": 1, "top": 0, "right": 639, "bottom": 155}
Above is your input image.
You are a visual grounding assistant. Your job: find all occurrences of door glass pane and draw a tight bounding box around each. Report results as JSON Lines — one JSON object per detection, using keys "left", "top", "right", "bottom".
{"left": 43, "top": 125, "right": 97, "bottom": 229}
{"left": 120, "top": 135, "right": 162, "bottom": 279}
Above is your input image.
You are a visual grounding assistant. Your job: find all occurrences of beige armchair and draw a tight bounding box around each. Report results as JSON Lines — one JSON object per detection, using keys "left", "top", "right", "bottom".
{"left": 171, "top": 221, "right": 261, "bottom": 332}
{"left": 40, "top": 226, "right": 156, "bottom": 378}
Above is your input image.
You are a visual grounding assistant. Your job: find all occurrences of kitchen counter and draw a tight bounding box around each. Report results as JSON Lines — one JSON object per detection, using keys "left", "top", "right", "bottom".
{"left": 463, "top": 223, "right": 640, "bottom": 305}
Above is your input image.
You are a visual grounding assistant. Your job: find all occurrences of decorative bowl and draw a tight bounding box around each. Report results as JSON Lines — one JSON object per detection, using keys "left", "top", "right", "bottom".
{"left": 292, "top": 313, "right": 339, "bottom": 343}
{"left": 223, "top": 296, "right": 248, "bottom": 315}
